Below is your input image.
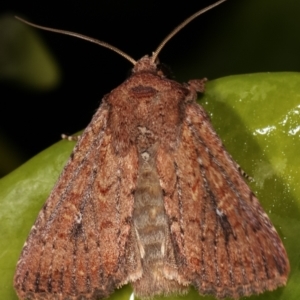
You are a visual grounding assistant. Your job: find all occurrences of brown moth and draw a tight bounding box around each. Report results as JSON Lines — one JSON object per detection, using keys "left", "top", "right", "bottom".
{"left": 14, "top": 0, "right": 289, "bottom": 299}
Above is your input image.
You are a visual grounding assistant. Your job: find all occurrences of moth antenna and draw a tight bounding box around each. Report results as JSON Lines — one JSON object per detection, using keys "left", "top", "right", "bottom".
{"left": 151, "top": 0, "right": 227, "bottom": 63}
{"left": 15, "top": 16, "right": 137, "bottom": 66}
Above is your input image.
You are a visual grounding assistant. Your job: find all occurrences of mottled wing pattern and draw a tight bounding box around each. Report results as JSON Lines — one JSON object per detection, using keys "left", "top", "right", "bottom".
{"left": 14, "top": 103, "right": 139, "bottom": 300}
{"left": 157, "top": 102, "right": 289, "bottom": 299}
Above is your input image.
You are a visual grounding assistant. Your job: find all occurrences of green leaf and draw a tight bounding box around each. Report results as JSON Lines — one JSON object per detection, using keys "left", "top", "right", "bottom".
{"left": 0, "top": 14, "right": 61, "bottom": 90}
{"left": 0, "top": 73, "right": 299, "bottom": 299}
{"left": 202, "top": 73, "right": 300, "bottom": 299}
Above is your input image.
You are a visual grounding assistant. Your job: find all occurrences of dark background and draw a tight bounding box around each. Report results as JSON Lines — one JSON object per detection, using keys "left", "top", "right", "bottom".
{"left": 1, "top": 0, "right": 300, "bottom": 176}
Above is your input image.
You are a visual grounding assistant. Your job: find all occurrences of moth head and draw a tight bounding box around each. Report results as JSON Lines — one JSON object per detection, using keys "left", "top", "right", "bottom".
{"left": 132, "top": 56, "right": 157, "bottom": 74}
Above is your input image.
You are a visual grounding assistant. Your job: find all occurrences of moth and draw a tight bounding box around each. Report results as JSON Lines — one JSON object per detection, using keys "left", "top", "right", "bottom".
{"left": 14, "top": 0, "right": 290, "bottom": 299}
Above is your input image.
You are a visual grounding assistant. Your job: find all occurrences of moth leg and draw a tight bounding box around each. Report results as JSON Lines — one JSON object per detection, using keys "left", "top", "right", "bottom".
{"left": 61, "top": 133, "right": 81, "bottom": 141}
{"left": 236, "top": 162, "right": 254, "bottom": 182}
{"left": 225, "top": 151, "right": 254, "bottom": 182}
